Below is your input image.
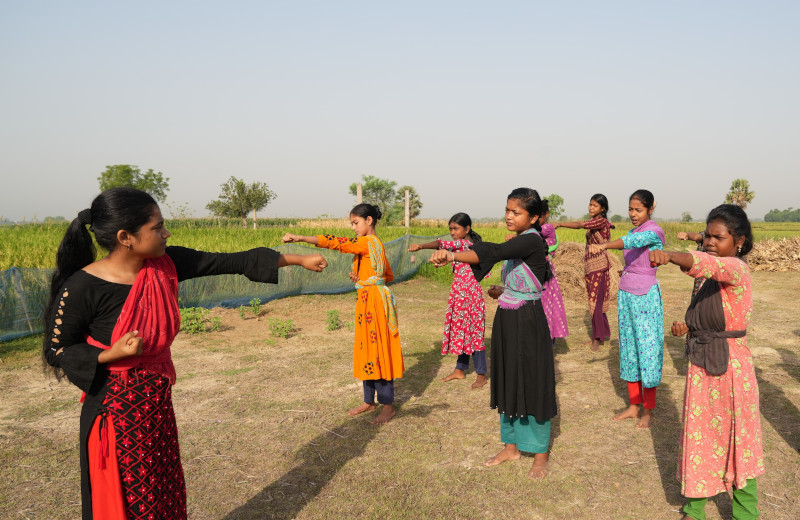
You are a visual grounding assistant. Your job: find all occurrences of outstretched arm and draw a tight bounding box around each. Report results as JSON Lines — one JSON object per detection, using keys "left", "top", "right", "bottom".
{"left": 649, "top": 250, "right": 694, "bottom": 271}
{"left": 408, "top": 240, "right": 439, "bottom": 252}
{"left": 589, "top": 238, "right": 624, "bottom": 254}
{"left": 282, "top": 233, "right": 319, "bottom": 245}
{"left": 279, "top": 253, "right": 328, "bottom": 272}
{"left": 430, "top": 249, "right": 480, "bottom": 266}
{"left": 553, "top": 221, "right": 584, "bottom": 229}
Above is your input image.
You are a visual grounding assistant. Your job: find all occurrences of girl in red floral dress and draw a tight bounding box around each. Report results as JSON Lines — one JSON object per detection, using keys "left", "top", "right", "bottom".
{"left": 409, "top": 213, "right": 488, "bottom": 389}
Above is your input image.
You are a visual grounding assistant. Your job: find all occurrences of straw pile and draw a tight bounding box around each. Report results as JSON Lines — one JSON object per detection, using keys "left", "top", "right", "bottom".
{"left": 747, "top": 237, "right": 800, "bottom": 272}
{"left": 551, "top": 242, "right": 623, "bottom": 302}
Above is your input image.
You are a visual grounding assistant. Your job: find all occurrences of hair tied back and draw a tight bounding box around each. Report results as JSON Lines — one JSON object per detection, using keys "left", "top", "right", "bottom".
{"left": 78, "top": 208, "right": 92, "bottom": 226}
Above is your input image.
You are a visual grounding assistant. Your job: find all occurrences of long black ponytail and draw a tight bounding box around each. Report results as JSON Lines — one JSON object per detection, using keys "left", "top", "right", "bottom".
{"left": 42, "top": 188, "right": 157, "bottom": 379}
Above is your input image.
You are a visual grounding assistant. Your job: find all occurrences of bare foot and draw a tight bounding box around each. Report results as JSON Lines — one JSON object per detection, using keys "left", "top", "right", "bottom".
{"left": 348, "top": 402, "right": 376, "bottom": 416}
{"left": 590, "top": 339, "right": 604, "bottom": 351}
{"left": 528, "top": 452, "right": 549, "bottom": 479}
{"left": 613, "top": 404, "right": 640, "bottom": 421}
{"left": 371, "top": 404, "right": 395, "bottom": 424}
{"left": 485, "top": 444, "right": 521, "bottom": 466}
{"left": 442, "top": 369, "right": 466, "bottom": 382}
{"left": 636, "top": 408, "right": 653, "bottom": 429}
{"left": 471, "top": 374, "right": 487, "bottom": 390}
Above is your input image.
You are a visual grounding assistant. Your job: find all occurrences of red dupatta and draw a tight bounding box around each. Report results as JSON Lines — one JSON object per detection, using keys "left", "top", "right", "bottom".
{"left": 86, "top": 255, "right": 181, "bottom": 385}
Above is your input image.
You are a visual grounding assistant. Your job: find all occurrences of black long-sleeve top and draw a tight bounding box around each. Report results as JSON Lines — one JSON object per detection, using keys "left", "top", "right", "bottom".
{"left": 468, "top": 232, "right": 549, "bottom": 285}
{"left": 43, "top": 246, "right": 281, "bottom": 393}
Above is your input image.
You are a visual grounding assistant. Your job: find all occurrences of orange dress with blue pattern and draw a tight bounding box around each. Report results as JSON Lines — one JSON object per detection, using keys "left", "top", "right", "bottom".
{"left": 317, "top": 234, "right": 404, "bottom": 381}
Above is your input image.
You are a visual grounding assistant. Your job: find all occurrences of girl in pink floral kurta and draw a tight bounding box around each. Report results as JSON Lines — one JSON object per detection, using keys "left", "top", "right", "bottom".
{"left": 650, "top": 204, "right": 762, "bottom": 520}
{"left": 409, "top": 212, "right": 488, "bottom": 389}
{"left": 679, "top": 252, "right": 763, "bottom": 498}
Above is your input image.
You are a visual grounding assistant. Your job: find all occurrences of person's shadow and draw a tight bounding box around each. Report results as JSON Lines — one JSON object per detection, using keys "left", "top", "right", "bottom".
{"left": 222, "top": 347, "right": 444, "bottom": 520}
{"left": 605, "top": 334, "right": 685, "bottom": 508}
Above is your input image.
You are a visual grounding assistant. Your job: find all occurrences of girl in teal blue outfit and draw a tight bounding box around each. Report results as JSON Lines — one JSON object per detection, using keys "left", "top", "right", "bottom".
{"left": 589, "top": 189, "right": 665, "bottom": 428}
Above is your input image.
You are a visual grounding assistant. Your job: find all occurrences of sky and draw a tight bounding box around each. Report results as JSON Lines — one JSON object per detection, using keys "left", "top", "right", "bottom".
{"left": 1, "top": 1, "right": 798, "bottom": 222}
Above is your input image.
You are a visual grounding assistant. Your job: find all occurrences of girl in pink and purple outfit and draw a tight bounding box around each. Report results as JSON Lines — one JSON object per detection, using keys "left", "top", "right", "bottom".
{"left": 539, "top": 199, "right": 569, "bottom": 344}
{"left": 409, "top": 213, "right": 487, "bottom": 389}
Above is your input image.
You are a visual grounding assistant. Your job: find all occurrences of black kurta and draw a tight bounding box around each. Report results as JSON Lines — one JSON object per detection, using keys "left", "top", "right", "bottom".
{"left": 43, "top": 246, "right": 281, "bottom": 519}
{"left": 470, "top": 232, "right": 557, "bottom": 421}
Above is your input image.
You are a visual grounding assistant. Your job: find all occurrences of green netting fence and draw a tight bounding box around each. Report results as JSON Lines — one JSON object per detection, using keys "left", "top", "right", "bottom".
{"left": 0, "top": 235, "right": 444, "bottom": 342}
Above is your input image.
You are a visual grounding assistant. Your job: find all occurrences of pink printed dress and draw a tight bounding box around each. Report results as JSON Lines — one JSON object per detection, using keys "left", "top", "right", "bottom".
{"left": 540, "top": 223, "right": 569, "bottom": 339}
{"left": 678, "top": 252, "right": 764, "bottom": 498}
{"left": 438, "top": 238, "right": 486, "bottom": 356}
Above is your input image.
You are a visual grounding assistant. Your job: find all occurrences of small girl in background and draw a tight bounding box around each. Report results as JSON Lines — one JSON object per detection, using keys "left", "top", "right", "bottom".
{"left": 539, "top": 199, "right": 569, "bottom": 344}
{"left": 589, "top": 189, "right": 665, "bottom": 428}
{"left": 283, "top": 204, "right": 404, "bottom": 424}
{"left": 409, "top": 212, "right": 488, "bottom": 389}
{"left": 555, "top": 194, "right": 614, "bottom": 351}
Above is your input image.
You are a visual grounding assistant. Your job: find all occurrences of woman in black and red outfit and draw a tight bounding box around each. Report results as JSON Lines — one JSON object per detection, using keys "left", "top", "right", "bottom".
{"left": 43, "top": 188, "right": 326, "bottom": 519}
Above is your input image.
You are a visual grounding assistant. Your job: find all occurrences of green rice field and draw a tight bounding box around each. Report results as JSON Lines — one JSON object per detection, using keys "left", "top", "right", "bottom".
{"left": 1, "top": 219, "right": 799, "bottom": 271}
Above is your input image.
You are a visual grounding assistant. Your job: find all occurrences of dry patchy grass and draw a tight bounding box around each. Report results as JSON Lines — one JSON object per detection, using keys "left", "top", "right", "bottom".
{"left": 1, "top": 270, "right": 799, "bottom": 519}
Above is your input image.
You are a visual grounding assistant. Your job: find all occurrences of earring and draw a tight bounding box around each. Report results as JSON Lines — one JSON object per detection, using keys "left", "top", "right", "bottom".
{"left": 127, "top": 244, "right": 133, "bottom": 250}
{"left": 737, "top": 245, "right": 742, "bottom": 255}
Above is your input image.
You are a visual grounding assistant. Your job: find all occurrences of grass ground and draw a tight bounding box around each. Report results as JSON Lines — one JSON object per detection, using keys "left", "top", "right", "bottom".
{"left": 1, "top": 267, "right": 799, "bottom": 519}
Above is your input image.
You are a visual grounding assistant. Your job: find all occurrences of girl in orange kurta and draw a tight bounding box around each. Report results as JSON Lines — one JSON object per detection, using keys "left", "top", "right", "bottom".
{"left": 283, "top": 203, "right": 404, "bottom": 424}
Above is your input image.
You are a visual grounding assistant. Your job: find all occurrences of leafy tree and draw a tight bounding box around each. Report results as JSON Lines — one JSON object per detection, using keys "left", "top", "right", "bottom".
{"left": 544, "top": 194, "right": 564, "bottom": 220}
{"left": 681, "top": 212, "right": 693, "bottom": 223}
{"left": 724, "top": 178, "right": 754, "bottom": 209}
{"left": 98, "top": 164, "right": 170, "bottom": 202}
{"left": 348, "top": 175, "right": 397, "bottom": 217}
{"left": 395, "top": 185, "right": 423, "bottom": 221}
{"left": 765, "top": 207, "right": 800, "bottom": 222}
{"left": 610, "top": 214, "right": 625, "bottom": 223}
{"left": 206, "top": 176, "right": 276, "bottom": 228}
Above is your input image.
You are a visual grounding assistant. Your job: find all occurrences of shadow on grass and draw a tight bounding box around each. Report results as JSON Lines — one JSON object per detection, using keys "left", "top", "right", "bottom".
{"left": 605, "top": 334, "right": 684, "bottom": 508}
{"left": 756, "top": 365, "right": 800, "bottom": 454}
{"left": 222, "top": 347, "right": 444, "bottom": 520}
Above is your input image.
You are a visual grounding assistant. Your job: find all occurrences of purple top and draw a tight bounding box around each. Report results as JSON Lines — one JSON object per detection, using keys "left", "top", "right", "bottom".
{"left": 619, "top": 219, "right": 665, "bottom": 296}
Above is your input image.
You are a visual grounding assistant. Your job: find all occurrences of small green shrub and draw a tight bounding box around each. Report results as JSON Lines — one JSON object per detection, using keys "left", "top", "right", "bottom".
{"left": 268, "top": 317, "right": 295, "bottom": 339}
{"left": 238, "top": 306, "right": 248, "bottom": 319}
{"left": 180, "top": 307, "right": 221, "bottom": 334}
{"left": 249, "top": 298, "right": 262, "bottom": 316}
{"left": 326, "top": 309, "right": 343, "bottom": 331}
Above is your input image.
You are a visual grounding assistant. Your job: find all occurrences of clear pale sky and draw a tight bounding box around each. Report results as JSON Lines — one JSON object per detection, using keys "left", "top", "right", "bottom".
{"left": 1, "top": 1, "right": 798, "bottom": 222}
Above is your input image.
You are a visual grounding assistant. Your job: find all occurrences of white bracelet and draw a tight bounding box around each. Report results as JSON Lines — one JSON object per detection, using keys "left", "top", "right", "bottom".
{"left": 450, "top": 251, "right": 455, "bottom": 263}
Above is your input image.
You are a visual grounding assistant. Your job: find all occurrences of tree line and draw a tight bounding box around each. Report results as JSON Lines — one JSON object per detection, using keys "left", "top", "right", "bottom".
{"left": 97, "top": 166, "right": 784, "bottom": 224}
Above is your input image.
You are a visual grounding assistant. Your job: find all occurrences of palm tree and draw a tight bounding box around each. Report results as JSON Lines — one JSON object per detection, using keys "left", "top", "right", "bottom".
{"left": 724, "top": 178, "right": 754, "bottom": 209}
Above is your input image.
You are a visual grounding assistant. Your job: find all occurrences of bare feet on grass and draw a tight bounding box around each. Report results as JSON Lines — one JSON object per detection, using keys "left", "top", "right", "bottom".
{"left": 613, "top": 404, "right": 640, "bottom": 422}
{"left": 528, "top": 453, "right": 549, "bottom": 479}
{"left": 589, "top": 338, "right": 604, "bottom": 351}
{"left": 484, "top": 444, "right": 521, "bottom": 466}
{"left": 348, "top": 402, "right": 376, "bottom": 416}
{"left": 637, "top": 408, "right": 653, "bottom": 429}
{"left": 442, "top": 369, "right": 466, "bottom": 382}
{"left": 371, "top": 404, "right": 395, "bottom": 424}
{"left": 471, "top": 374, "right": 487, "bottom": 390}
